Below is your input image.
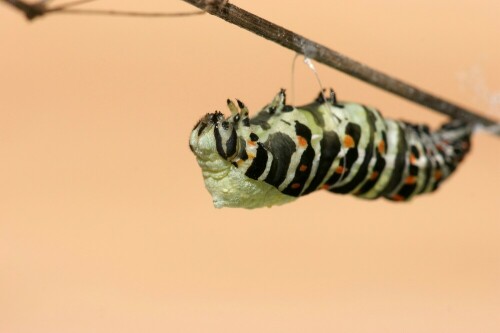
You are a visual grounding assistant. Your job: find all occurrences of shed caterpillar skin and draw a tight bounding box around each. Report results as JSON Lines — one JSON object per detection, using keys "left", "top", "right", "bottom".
{"left": 189, "top": 89, "right": 472, "bottom": 209}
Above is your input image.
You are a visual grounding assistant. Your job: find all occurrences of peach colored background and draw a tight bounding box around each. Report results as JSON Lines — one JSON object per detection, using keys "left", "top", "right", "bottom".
{"left": 1, "top": 1, "right": 499, "bottom": 332}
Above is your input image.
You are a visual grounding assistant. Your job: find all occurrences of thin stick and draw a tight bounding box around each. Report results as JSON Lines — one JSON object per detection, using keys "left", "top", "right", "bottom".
{"left": 1, "top": 0, "right": 204, "bottom": 19}
{"left": 47, "top": 0, "right": 97, "bottom": 11}
{"left": 46, "top": 0, "right": 204, "bottom": 17}
{"left": 182, "top": 0, "right": 499, "bottom": 130}
{"left": 2, "top": 0, "right": 46, "bottom": 19}
{"left": 49, "top": 8, "right": 205, "bottom": 17}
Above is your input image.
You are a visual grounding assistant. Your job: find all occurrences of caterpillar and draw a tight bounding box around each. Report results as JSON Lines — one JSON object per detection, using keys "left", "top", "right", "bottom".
{"left": 189, "top": 89, "right": 472, "bottom": 208}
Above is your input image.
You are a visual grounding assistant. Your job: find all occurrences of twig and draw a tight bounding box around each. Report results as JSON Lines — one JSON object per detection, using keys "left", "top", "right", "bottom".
{"left": 46, "top": 0, "right": 204, "bottom": 17}
{"left": 47, "top": 0, "right": 97, "bottom": 11}
{"left": 182, "top": 0, "right": 499, "bottom": 130}
{"left": 1, "top": 0, "right": 204, "bottom": 19}
{"left": 48, "top": 8, "right": 205, "bottom": 17}
{"left": 2, "top": 0, "right": 46, "bottom": 19}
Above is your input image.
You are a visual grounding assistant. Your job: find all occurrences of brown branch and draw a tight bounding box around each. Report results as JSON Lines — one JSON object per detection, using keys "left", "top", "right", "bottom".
{"left": 182, "top": 0, "right": 499, "bottom": 131}
{"left": 2, "top": 0, "right": 497, "bottom": 131}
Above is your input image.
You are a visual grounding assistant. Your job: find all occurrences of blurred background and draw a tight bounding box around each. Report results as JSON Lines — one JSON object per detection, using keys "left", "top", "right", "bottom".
{"left": 1, "top": 0, "right": 499, "bottom": 332}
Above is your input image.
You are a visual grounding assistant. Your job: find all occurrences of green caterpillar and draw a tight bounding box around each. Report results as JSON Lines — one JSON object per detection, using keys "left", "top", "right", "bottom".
{"left": 189, "top": 89, "right": 471, "bottom": 208}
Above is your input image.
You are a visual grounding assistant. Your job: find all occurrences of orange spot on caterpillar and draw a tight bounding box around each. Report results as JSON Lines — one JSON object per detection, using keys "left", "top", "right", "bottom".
{"left": 370, "top": 171, "right": 379, "bottom": 180}
{"left": 321, "top": 184, "right": 330, "bottom": 190}
{"left": 247, "top": 153, "right": 255, "bottom": 159}
{"left": 410, "top": 154, "right": 417, "bottom": 164}
{"left": 378, "top": 140, "right": 386, "bottom": 154}
{"left": 391, "top": 194, "right": 405, "bottom": 202}
{"left": 237, "top": 159, "right": 245, "bottom": 166}
{"left": 299, "top": 164, "right": 308, "bottom": 172}
{"left": 291, "top": 183, "right": 301, "bottom": 189}
{"left": 405, "top": 176, "right": 417, "bottom": 185}
{"left": 344, "top": 135, "right": 355, "bottom": 148}
{"left": 297, "top": 136, "right": 307, "bottom": 147}
{"left": 434, "top": 170, "right": 443, "bottom": 180}
{"left": 335, "top": 166, "right": 345, "bottom": 174}
{"left": 247, "top": 140, "right": 256, "bottom": 146}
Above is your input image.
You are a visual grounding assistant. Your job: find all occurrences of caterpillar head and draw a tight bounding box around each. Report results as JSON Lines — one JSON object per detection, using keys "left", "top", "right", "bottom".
{"left": 189, "top": 99, "right": 249, "bottom": 163}
{"left": 189, "top": 90, "right": 287, "bottom": 162}
{"left": 189, "top": 97, "right": 295, "bottom": 209}
{"left": 189, "top": 100, "right": 252, "bottom": 208}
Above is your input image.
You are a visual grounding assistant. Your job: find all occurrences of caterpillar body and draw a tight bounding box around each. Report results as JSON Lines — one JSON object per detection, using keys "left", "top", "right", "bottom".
{"left": 189, "top": 89, "right": 472, "bottom": 209}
